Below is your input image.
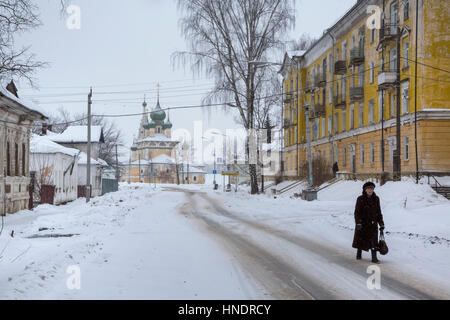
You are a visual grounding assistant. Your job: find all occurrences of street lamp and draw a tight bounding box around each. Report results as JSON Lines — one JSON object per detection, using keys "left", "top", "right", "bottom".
{"left": 202, "top": 136, "right": 217, "bottom": 187}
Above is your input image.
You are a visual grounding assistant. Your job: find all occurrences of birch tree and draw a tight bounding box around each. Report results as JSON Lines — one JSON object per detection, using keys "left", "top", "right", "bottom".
{"left": 174, "top": 0, "right": 295, "bottom": 194}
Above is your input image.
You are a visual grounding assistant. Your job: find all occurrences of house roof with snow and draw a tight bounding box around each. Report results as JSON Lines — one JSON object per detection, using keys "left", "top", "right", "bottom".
{"left": 130, "top": 154, "right": 176, "bottom": 166}
{"left": 78, "top": 152, "right": 103, "bottom": 166}
{"left": 30, "top": 135, "right": 80, "bottom": 157}
{"left": 50, "top": 126, "right": 105, "bottom": 144}
{"left": 0, "top": 86, "right": 48, "bottom": 120}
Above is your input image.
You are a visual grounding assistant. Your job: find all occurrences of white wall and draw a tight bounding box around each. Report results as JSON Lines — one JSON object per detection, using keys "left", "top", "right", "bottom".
{"left": 30, "top": 152, "right": 78, "bottom": 205}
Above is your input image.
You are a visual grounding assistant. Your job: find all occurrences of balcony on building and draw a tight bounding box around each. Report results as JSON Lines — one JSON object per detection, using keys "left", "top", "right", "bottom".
{"left": 314, "top": 103, "right": 326, "bottom": 117}
{"left": 304, "top": 80, "right": 313, "bottom": 93}
{"left": 318, "top": 73, "right": 327, "bottom": 87}
{"left": 379, "top": 22, "right": 398, "bottom": 44}
{"left": 349, "top": 86, "right": 364, "bottom": 102}
{"left": 334, "top": 94, "right": 346, "bottom": 109}
{"left": 349, "top": 47, "right": 364, "bottom": 67}
{"left": 378, "top": 71, "right": 397, "bottom": 90}
{"left": 335, "top": 60, "right": 347, "bottom": 75}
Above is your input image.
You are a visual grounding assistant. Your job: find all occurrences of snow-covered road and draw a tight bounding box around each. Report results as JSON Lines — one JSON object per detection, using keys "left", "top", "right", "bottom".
{"left": 1, "top": 180, "right": 449, "bottom": 300}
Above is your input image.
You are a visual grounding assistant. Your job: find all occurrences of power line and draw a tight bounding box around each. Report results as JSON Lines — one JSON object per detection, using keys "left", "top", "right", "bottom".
{"left": 399, "top": 56, "right": 450, "bottom": 74}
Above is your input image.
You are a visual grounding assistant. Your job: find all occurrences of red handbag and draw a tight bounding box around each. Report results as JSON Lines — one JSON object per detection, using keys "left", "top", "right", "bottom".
{"left": 378, "top": 231, "right": 389, "bottom": 255}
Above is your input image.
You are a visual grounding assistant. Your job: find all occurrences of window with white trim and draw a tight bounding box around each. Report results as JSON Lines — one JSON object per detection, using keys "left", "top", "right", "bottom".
{"left": 401, "top": 81, "right": 410, "bottom": 115}
{"left": 343, "top": 147, "right": 347, "bottom": 167}
{"left": 359, "top": 103, "right": 364, "bottom": 127}
{"left": 350, "top": 104, "right": 355, "bottom": 129}
{"left": 370, "top": 62, "right": 374, "bottom": 83}
{"left": 342, "top": 110, "right": 346, "bottom": 132}
{"left": 370, "top": 142, "right": 375, "bottom": 164}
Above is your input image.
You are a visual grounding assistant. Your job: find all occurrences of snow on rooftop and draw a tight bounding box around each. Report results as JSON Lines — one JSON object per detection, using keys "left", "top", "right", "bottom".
{"left": 287, "top": 50, "right": 306, "bottom": 57}
{"left": 0, "top": 87, "right": 48, "bottom": 118}
{"left": 50, "top": 126, "right": 103, "bottom": 144}
{"left": 78, "top": 152, "right": 101, "bottom": 166}
{"left": 180, "top": 164, "right": 206, "bottom": 174}
{"left": 30, "top": 134, "right": 80, "bottom": 157}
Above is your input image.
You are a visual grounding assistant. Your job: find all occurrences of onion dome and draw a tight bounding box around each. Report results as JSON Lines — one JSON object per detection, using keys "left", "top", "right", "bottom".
{"left": 150, "top": 101, "right": 166, "bottom": 122}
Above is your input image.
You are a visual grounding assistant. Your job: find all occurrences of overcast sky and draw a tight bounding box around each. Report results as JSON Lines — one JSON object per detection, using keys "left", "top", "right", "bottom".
{"left": 15, "top": 0, "right": 356, "bottom": 156}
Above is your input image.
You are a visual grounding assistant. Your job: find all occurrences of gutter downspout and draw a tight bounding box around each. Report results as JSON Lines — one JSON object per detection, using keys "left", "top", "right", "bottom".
{"left": 327, "top": 31, "right": 336, "bottom": 165}
{"left": 2, "top": 117, "right": 7, "bottom": 216}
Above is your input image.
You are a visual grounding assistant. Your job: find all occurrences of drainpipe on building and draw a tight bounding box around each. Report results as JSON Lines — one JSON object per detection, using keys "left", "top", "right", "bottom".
{"left": 327, "top": 31, "right": 336, "bottom": 166}
{"left": 2, "top": 120, "right": 7, "bottom": 216}
{"left": 295, "top": 58, "right": 300, "bottom": 178}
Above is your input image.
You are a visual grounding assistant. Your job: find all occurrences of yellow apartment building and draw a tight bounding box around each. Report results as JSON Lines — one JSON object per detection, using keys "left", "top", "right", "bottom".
{"left": 280, "top": 0, "right": 449, "bottom": 182}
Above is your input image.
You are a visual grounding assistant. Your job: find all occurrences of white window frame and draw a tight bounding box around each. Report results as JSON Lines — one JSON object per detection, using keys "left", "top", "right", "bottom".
{"left": 342, "top": 110, "right": 346, "bottom": 132}
{"left": 401, "top": 81, "right": 410, "bottom": 115}
{"left": 350, "top": 104, "right": 355, "bottom": 129}
{"left": 359, "top": 103, "right": 364, "bottom": 127}
{"left": 370, "top": 142, "right": 375, "bottom": 164}
{"left": 370, "top": 62, "right": 374, "bottom": 84}
{"left": 343, "top": 147, "right": 347, "bottom": 167}
{"left": 322, "top": 118, "right": 326, "bottom": 138}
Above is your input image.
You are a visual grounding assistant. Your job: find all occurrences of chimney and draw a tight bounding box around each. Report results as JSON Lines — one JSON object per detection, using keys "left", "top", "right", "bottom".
{"left": 6, "top": 80, "right": 18, "bottom": 98}
{"left": 42, "top": 123, "right": 48, "bottom": 136}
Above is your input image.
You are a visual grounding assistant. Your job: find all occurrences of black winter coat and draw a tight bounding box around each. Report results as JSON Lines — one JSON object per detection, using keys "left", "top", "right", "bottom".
{"left": 352, "top": 192, "right": 385, "bottom": 251}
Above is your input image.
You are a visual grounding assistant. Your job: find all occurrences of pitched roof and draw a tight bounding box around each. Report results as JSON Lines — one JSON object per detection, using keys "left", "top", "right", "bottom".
{"left": 30, "top": 134, "right": 80, "bottom": 157}
{"left": 0, "top": 87, "right": 48, "bottom": 119}
{"left": 50, "top": 126, "right": 104, "bottom": 144}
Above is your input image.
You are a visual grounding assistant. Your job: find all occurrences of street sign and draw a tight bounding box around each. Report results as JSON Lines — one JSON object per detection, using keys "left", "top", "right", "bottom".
{"left": 221, "top": 171, "right": 240, "bottom": 176}
{"left": 213, "top": 170, "right": 217, "bottom": 175}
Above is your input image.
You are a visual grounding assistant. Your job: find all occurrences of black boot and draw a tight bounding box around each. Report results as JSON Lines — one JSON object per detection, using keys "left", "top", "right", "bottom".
{"left": 371, "top": 249, "right": 380, "bottom": 264}
{"left": 356, "top": 249, "right": 362, "bottom": 260}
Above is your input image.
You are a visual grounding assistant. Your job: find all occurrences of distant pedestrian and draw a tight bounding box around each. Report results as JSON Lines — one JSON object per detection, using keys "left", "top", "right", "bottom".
{"left": 332, "top": 162, "right": 339, "bottom": 177}
{"left": 352, "top": 182, "right": 385, "bottom": 263}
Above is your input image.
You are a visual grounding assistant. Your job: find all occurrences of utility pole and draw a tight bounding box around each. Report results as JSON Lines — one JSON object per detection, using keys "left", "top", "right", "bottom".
{"left": 393, "top": 25, "right": 402, "bottom": 181}
{"left": 128, "top": 155, "right": 131, "bottom": 184}
{"left": 138, "top": 152, "right": 141, "bottom": 183}
{"left": 414, "top": 0, "right": 419, "bottom": 184}
{"left": 86, "top": 87, "right": 92, "bottom": 203}
{"left": 305, "top": 105, "right": 313, "bottom": 188}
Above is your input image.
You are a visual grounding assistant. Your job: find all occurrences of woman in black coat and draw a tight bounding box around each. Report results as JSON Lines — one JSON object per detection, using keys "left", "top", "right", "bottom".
{"left": 352, "top": 182, "right": 385, "bottom": 263}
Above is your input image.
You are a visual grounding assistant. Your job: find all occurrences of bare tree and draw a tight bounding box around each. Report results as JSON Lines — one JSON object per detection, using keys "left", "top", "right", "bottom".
{"left": 0, "top": 0, "right": 46, "bottom": 85}
{"left": 289, "top": 33, "right": 317, "bottom": 52}
{"left": 173, "top": 0, "right": 295, "bottom": 194}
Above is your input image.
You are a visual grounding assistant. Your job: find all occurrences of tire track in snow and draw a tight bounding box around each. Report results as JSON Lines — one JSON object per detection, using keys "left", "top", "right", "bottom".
{"left": 175, "top": 188, "right": 336, "bottom": 300}
{"left": 195, "top": 191, "right": 447, "bottom": 300}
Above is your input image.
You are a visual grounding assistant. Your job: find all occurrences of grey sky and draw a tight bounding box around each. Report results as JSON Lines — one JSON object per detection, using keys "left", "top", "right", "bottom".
{"left": 15, "top": 0, "right": 357, "bottom": 155}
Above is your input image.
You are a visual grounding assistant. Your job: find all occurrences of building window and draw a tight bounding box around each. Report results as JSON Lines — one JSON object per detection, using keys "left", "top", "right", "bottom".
{"left": 358, "top": 66, "right": 365, "bottom": 87}
{"left": 370, "top": 62, "right": 374, "bottom": 83}
{"left": 369, "top": 99, "right": 375, "bottom": 124}
{"left": 335, "top": 147, "right": 339, "bottom": 165}
{"left": 342, "top": 41, "right": 347, "bottom": 60}
{"left": 322, "top": 118, "right": 326, "bottom": 138}
{"left": 328, "top": 116, "right": 332, "bottom": 135}
{"left": 370, "top": 28, "right": 375, "bottom": 43}
{"left": 360, "top": 144, "right": 365, "bottom": 165}
{"left": 378, "top": 91, "right": 384, "bottom": 122}
{"left": 401, "top": 82, "right": 410, "bottom": 114}
{"left": 403, "top": 41, "right": 410, "bottom": 68}
{"left": 6, "top": 142, "right": 11, "bottom": 176}
{"left": 22, "top": 143, "right": 26, "bottom": 176}
{"left": 391, "top": 94, "right": 396, "bottom": 118}
{"left": 359, "top": 103, "right": 364, "bottom": 127}
{"left": 350, "top": 104, "right": 355, "bottom": 129}
{"left": 370, "top": 142, "right": 375, "bottom": 164}
{"left": 329, "top": 86, "right": 333, "bottom": 104}
{"left": 390, "top": 48, "right": 397, "bottom": 72}
{"left": 342, "top": 110, "right": 346, "bottom": 132}
{"left": 334, "top": 113, "right": 339, "bottom": 134}
{"left": 404, "top": 0, "right": 410, "bottom": 20}
{"left": 15, "top": 143, "right": 19, "bottom": 176}
{"left": 341, "top": 76, "right": 346, "bottom": 98}
{"left": 343, "top": 147, "right": 347, "bottom": 167}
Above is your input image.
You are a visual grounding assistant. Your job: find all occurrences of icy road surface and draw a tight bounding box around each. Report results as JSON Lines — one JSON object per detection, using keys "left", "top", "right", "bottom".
{"left": 1, "top": 181, "right": 449, "bottom": 300}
